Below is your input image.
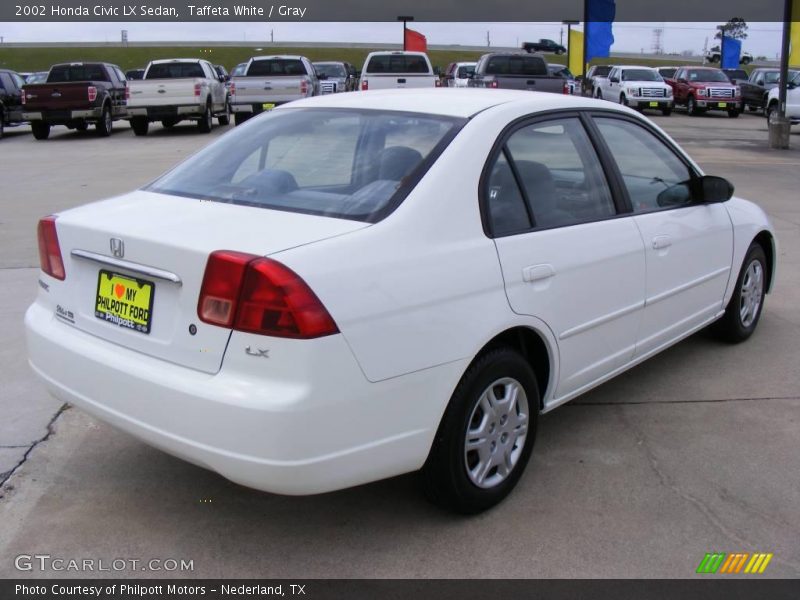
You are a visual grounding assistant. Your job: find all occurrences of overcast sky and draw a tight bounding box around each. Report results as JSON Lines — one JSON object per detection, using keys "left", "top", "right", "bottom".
{"left": 0, "top": 22, "right": 786, "bottom": 58}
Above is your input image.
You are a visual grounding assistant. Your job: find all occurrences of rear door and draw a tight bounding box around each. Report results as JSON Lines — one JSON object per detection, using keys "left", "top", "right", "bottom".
{"left": 486, "top": 114, "right": 645, "bottom": 400}
{"left": 591, "top": 115, "right": 733, "bottom": 358}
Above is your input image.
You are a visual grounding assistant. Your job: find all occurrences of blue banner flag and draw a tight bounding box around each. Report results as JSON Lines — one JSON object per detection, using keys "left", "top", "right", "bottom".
{"left": 721, "top": 37, "right": 742, "bottom": 69}
{"left": 585, "top": 0, "right": 616, "bottom": 61}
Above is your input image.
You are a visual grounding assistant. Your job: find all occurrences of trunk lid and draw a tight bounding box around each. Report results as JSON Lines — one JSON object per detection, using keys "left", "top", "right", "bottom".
{"left": 51, "top": 190, "right": 368, "bottom": 373}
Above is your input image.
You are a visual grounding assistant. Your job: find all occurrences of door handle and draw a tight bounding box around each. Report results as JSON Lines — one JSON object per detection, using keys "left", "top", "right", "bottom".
{"left": 522, "top": 264, "right": 555, "bottom": 283}
{"left": 652, "top": 235, "right": 672, "bottom": 250}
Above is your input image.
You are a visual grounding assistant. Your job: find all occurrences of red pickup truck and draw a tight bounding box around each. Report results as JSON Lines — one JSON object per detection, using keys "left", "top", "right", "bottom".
{"left": 666, "top": 66, "right": 742, "bottom": 118}
{"left": 21, "top": 62, "right": 128, "bottom": 139}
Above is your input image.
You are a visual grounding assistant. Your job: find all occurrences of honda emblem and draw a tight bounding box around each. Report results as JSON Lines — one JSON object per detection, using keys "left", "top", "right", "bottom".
{"left": 110, "top": 238, "right": 125, "bottom": 258}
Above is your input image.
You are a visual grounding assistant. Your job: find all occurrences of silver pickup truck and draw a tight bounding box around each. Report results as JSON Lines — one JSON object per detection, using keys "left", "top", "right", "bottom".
{"left": 468, "top": 53, "right": 569, "bottom": 94}
{"left": 229, "top": 55, "right": 319, "bottom": 125}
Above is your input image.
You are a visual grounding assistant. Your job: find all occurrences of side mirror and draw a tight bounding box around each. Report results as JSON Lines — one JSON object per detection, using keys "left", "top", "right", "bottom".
{"left": 756, "top": 79, "right": 764, "bottom": 86}
{"left": 609, "top": 76, "right": 619, "bottom": 83}
{"left": 697, "top": 175, "right": 734, "bottom": 203}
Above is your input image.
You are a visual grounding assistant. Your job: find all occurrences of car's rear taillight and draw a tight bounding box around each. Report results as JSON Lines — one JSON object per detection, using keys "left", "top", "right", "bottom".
{"left": 563, "top": 81, "right": 570, "bottom": 95}
{"left": 230, "top": 82, "right": 236, "bottom": 96}
{"left": 125, "top": 85, "right": 130, "bottom": 101}
{"left": 87, "top": 86, "right": 97, "bottom": 102}
{"left": 194, "top": 83, "right": 202, "bottom": 97}
{"left": 489, "top": 80, "right": 499, "bottom": 89}
{"left": 37, "top": 216, "right": 65, "bottom": 281}
{"left": 300, "top": 80, "right": 309, "bottom": 95}
{"left": 435, "top": 79, "right": 442, "bottom": 87}
{"left": 20, "top": 90, "right": 26, "bottom": 105}
{"left": 198, "top": 251, "right": 338, "bottom": 339}
{"left": 361, "top": 79, "right": 368, "bottom": 91}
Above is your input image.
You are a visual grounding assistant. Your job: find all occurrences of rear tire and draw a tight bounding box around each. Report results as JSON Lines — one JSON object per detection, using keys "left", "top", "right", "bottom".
{"left": 234, "top": 112, "right": 249, "bottom": 126}
{"left": 217, "top": 99, "right": 231, "bottom": 126}
{"left": 661, "top": 107, "right": 672, "bottom": 116}
{"left": 747, "top": 105, "right": 758, "bottom": 112}
{"left": 95, "top": 104, "right": 112, "bottom": 137}
{"left": 31, "top": 120, "right": 50, "bottom": 140}
{"left": 197, "top": 101, "right": 212, "bottom": 133}
{"left": 0, "top": 111, "right": 4, "bottom": 140}
{"left": 712, "top": 243, "right": 767, "bottom": 343}
{"left": 131, "top": 117, "right": 149, "bottom": 136}
{"left": 420, "top": 347, "right": 539, "bottom": 514}
{"left": 161, "top": 118, "right": 177, "bottom": 129}
{"left": 74, "top": 122, "right": 88, "bottom": 132}
{"left": 728, "top": 109, "right": 740, "bottom": 118}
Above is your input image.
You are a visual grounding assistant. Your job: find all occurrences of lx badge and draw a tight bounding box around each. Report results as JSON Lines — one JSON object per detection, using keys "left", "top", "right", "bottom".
{"left": 245, "top": 346, "right": 270, "bottom": 358}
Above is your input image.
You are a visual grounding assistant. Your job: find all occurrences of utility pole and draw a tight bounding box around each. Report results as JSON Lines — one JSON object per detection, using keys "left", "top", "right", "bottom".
{"left": 486, "top": 30, "right": 490, "bottom": 47}
{"left": 397, "top": 16, "right": 414, "bottom": 50}
{"left": 270, "top": 29, "right": 274, "bottom": 43}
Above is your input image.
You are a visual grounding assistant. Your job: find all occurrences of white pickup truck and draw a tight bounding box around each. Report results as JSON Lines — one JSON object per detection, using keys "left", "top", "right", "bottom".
{"left": 596, "top": 65, "right": 674, "bottom": 115}
{"left": 765, "top": 71, "right": 800, "bottom": 125}
{"left": 127, "top": 58, "right": 229, "bottom": 136}
{"left": 359, "top": 51, "right": 438, "bottom": 91}
{"left": 229, "top": 55, "right": 319, "bottom": 125}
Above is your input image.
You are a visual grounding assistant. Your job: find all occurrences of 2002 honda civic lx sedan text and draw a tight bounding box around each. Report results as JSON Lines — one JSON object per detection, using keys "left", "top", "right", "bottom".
{"left": 26, "top": 89, "right": 776, "bottom": 513}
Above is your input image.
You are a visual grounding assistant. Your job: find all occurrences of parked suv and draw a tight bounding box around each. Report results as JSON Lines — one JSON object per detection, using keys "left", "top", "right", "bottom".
{"left": 667, "top": 66, "right": 742, "bottom": 117}
{"left": 313, "top": 61, "right": 357, "bottom": 93}
{"left": 444, "top": 62, "right": 477, "bottom": 88}
{"left": 596, "top": 66, "right": 673, "bottom": 115}
{"left": 740, "top": 68, "right": 798, "bottom": 113}
{"left": 0, "top": 69, "right": 27, "bottom": 139}
{"left": 765, "top": 71, "right": 800, "bottom": 124}
{"left": 582, "top": 65, "right": 612, "bottom": 97}
{"left": 21, "top": 62, "right": 128, "bottom": 139}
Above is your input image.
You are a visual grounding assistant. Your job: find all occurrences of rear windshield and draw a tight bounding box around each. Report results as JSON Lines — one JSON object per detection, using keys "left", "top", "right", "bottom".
{"left": 457, "top": 65, "right": 475, "bottom": 78}
{"left": 247, "top": 59, "right": 307, "bottom": 77}
{"left": 593, "top": 66, "right": 613, "bottom": 77}
{"left": 48, "top": 65, "right": 109, "bottom": 82}
{"left": 146, "top": 62, "right": 205, "bottom": 79}
{"left": 366, "top": 55, "right": 431, "bottom": 74}
{"left": 147, "top": 108, "right": 465, "bottom": 222}
{"left": 622, "top": 69, "right": 662, "bottom": 82}
{"left": 314, "top": 63, "right": 346, "bottom": 78}
{"left": 485, "top": 55, "right": 547, "bottom": 76}
{"left": 686, "top": 69, "right": 729, "bottom": 83}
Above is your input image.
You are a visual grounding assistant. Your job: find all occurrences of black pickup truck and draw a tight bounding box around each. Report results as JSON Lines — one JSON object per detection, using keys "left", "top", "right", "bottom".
{"left": 522, "top": 39, "right": 567, "bottom": 55}
{"left": 21, "top": 62, "right": 128, "bottom": 139}
{"left": 0, "top": 69, "right": 26, "bottom": 139}
{"left": 468, "top": 53, "right": 568, "bottom": 94}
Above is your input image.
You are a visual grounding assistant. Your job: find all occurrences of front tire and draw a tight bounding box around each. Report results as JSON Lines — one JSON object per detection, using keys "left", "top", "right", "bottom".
{"left": 728, "top": 109, "right": 740, "bottom": 119}
{"left": 687, "top": 95, "right": 704, "bottom": 116}
{"left": 31, "top": 120, "right": 50, "bottom": 140}
{"left": 197, "top": 101, "right": 213, "bottom": 133}
{"left": 131, "top": 117, "right": 149, "bottom": 136}
{"left": 217, "top": 100, "right": 231, "bottom": 126}
{"left": 661, "top": 107, "right": 672, "bottom": 116}
{"left": 713, "top": 243, "right": 767, "bottom": 343}
{"left": 234, "top": 113, "right": 249, "bottom": 126}
{"left": 95, "top": 104, "right": 112, "bottom": 136}
{"left": 766, "top": 102, "right": 778, "bottom": 122}
{"left": 420, "top": 347, "right": 539, "bottom": 514}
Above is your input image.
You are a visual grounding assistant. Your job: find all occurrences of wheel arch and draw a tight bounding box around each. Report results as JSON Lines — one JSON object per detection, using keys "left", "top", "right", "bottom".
{"left": 753, "top": 230, "right": 776, "bottom": 293}
{"left": 468, "top": 326, "right": 554, "bottom": 412}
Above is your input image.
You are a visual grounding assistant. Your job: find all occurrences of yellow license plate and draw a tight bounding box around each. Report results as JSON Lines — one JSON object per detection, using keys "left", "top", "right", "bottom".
{"left": 95, "top": 270, "right": 155, "bottom": 334}
{"left": 262, "top": 103, "right": 275, "bottom": 110}
{"left": 649, "top": 101, "right": 659, "bottom": 107}
{"left": 718, "top": 102, "right": 727, "bottom": 108}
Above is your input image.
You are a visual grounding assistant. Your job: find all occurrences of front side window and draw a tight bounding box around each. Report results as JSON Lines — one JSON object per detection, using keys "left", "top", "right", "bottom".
{"left": 484, "top": 117, "right": 615, "bottom": 234}
{"left": 147, "top": 108, "right": 464, "bottom": 222}
{"left": 595, "top": 117, "right": 695, "bottom": 213}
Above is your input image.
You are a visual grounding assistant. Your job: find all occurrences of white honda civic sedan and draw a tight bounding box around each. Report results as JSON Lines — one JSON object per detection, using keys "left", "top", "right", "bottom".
{"left": 26, "top": 89, "right": 776, "bottom": 513}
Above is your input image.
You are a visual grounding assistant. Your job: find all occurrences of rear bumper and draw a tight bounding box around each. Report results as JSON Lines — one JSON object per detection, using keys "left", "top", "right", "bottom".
{"left": 25, "top": 301, "right": 458, "bottom": 495}
{"left": 230, "top": 101, "right": 289, "bottom": 114}
{"left": 23, "top": 107, "right": 107, "bottom": 123}
{"left": 127, "top": 104, "right": 205, "bottom": 120}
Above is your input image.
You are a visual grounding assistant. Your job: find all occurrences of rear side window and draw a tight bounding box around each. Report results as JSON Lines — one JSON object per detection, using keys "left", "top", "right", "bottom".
{"left": 484, "top": 117, "right": 614, "bottom": 234}
{"left": 147, "top": 108, "right": 464, "bottom": 222}
{"left": 146, "top": 62, "right": 205, "bottom": 79}
{"left": 366, "top": 55, "right": 431, "bottom": 74}
{"left": 48, "top": 65, "right": 109, "bottom": 82}
{"left": 247, "top": 59, "right": 307, "bottom": 77}
{"left": 485, "top": 55, "right": 547, "bottom": 76}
